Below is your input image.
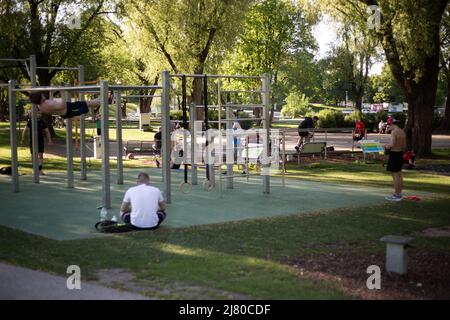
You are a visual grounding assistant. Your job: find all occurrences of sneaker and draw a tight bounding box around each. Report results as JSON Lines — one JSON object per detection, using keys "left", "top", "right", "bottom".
{"left": 294, "top": 145, "right": 300, "bottom": 152}
{"left": 39, "top": 170, "right": 46, "bottom": 176}
{"left": 385, "top": 194, "right": 402, "bottom": 202}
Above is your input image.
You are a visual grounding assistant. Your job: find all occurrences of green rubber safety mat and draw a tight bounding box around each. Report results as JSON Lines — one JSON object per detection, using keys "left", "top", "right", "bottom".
{"left": 0, "top": 168, "right": 394, "bottom": 240}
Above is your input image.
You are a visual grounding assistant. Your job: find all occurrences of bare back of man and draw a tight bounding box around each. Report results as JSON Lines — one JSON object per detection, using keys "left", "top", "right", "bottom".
{"left": 28, "top": 91, "right": 112, "bottom": 119}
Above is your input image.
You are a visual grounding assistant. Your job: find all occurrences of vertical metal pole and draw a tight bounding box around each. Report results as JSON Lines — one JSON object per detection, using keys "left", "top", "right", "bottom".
{"left": 8, "top": 80, "right": 19, "bottom": 192}
{"left": 352, "top": 129, "right": 355, "bottom": 152}
{"left": 116, "top": 91, "right": 123, "bottom": 184}
{"left": 100, "top": 80, "right": 111, "bottom": 209}
{"left": 30, "top": 54, "right": 39, "bottom": 183}
{"left": 282, "top": 130, "right": 286, "bottom": 187}
{"left": 262, "top": 73, "right": 270, "bottom": 194}
{"left": 78, "top": 65, "right": 87, "bottom": 180}
{"left": 217, "top": 79, "right": 223, "bottom": 197}
{"left": 65, "top": 89, "right": 74, "bottom": 188}
{"left": 189, "top": 103, "right": 198, "bottom": 185}
{"left": 161, "top": 71, "right": 171, "bottom": 203}
{"left": 225, "top": 98, "right": 233, "bottom": 189}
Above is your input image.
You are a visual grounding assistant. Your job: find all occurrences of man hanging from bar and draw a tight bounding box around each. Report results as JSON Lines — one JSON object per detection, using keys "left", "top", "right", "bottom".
{"left": 27, "top": 91, "right": 113, "bottom": 119}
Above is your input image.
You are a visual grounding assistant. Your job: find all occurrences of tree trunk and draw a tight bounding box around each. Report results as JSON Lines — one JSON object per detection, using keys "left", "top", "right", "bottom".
{"left": 191, "top": 66, "right": 205, "bottom": 122}
{"left": 121, "top": 100, "right": 127, "bottom": 118}
{"left": 438, "top": 79, "right": 450, "bottom": 131}
{"left": 401, "top": 54, "right": 438, "bottom": 155}
{"left": 0, "top": 90, "right": 7, "bottom": 122}
{"left": 354, "top": 91, "right": 363, "bottom": 111}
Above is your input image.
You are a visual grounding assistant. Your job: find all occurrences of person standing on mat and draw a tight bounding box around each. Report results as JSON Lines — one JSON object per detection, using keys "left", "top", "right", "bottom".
{"left": 119, "top": 172, "right": 167, "bottom": 229}
{"left": 28, "top": 91, "right": 113, "bottom": 119}
{"left": 21, "top": 110, "right": 53, "bottom": 175}
{"left": 384, "top": 118, "right": 407, "bottom": 202}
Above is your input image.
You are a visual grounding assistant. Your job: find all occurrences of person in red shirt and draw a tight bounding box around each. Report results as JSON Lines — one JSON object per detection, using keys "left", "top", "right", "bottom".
{"left": 354, "top": 120, "right": 366, "bottom": 141}
{"left": 403, "top": 150, "right": 416, "bottom": 169}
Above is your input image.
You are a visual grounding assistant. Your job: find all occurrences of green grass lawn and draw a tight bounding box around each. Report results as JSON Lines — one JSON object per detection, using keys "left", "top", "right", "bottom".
{"left": 0, "top": 197, "right": 449, "bottom": 299}
{"left": 1, "top": 120, "right": 449, "bottom": 299}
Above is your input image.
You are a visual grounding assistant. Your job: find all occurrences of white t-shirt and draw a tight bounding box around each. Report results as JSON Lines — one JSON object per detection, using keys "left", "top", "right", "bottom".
{"left": 123, "top": 184, "right": 164, "bottom": 228}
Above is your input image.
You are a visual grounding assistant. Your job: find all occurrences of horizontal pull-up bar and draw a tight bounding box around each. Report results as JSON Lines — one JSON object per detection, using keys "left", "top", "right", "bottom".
{"left": 122, "top": 95, "right": 162, "bottom": 98}
{"left": 220, "top": 90, "right": 263, "bottom": 94}
{"left": 194, "top": 104, "right": 264, "bottom": 108}
{"left": 36, "top": 66, "right": 80, "bottom": 71}
{"left": 0, "top": 58, "right": 29, "bottom": 62}
{"left": 13, "top": 85, "right": 101, "bottom": 93}
{"left": 170, "top": 74, "right": 262, "bottom": 80}
{"left": 208, "top": 118, "right": 265, "bottom": 123}
{"left": 109, "top": 85, "right": 163, "bottom": 90}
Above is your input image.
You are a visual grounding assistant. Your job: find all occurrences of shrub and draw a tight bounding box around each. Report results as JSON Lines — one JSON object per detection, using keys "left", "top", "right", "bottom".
{"left": 316, "top": 109, "right": 345, "bottom": 128}
{"left": 281, "top": 92, "right": 311, "bottom": 118}
{"left": 236, "top": 111, "right": 253, "bottom": 130}
{"left": 169, "top": 110, "right": 185, "bottom": 121}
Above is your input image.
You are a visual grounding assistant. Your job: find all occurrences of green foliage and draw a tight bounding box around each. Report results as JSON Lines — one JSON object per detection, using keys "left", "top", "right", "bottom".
{"left": 370, "top": 64, "right": 405, "bottom": 103}
{"left": 316, "top": 109, "right": 345, "bottom": 128}
{"left": 221, "top": 0, "right": 318, "bottom": 107}
{"left": 281, "top": 92, "right": 311, "bottom": 118}
{"left": 170, "top": 110, "right": 188, "bottom": 121}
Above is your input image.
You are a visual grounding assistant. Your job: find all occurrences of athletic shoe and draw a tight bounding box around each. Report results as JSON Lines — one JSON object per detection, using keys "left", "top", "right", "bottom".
{"left": 385, "top": 195, "right": 402, "bottom": 202}
{"left": 40, "top": 170, "right": 46, "bottom": 176}
{"left": 294, "top": 145, "right": 300, "bottom": 152}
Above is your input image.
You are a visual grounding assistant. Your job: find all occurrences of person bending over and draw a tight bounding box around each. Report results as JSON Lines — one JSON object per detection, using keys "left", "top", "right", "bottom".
{"left": 295, "top": 116, "right": 318, "bottom": 151}
{"left": 120, "top": 172, "right": 167, "bottom": 229}
{"left": 28, "top": 91, "right": 112, "bottom": 119}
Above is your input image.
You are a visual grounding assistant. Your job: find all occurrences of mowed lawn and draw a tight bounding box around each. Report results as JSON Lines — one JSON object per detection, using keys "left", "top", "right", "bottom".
{"left": 0, "top": 120, "right": 449, "bottom": 299}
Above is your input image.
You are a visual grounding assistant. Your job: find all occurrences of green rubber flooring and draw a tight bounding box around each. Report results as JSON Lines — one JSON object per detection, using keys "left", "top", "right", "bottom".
{"left": 0, "top": 168, "right": 392, "bottom": 240}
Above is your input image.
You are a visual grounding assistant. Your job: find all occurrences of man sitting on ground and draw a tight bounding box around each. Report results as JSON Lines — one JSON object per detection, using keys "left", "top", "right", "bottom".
{"left": 120, "top": 172, "right": 167, "bottom": 229}
{"left": 28, "top": 91, "right": 113, "bottom": 119}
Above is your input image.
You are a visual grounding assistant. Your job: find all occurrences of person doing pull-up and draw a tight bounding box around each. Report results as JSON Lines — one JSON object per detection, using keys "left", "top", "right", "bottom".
{"left": 28, "top": 91, "right": 113, "bottom": 119}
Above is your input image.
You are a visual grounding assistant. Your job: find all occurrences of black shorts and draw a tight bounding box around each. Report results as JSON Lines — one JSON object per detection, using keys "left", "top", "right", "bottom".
{"left": 64, "top": 101, "right": 89, "bottom": 119}
{"left": 387, "top": 151, "right": 404, "bottom": 173}
{"left": 121, "top": 210, "right": 166, "bottom": 230}
{"left": 298, "top": 131, "right": 310, "bottom": 137}
{"left": 30, "top": 145, "right": 44, "bottom": 154}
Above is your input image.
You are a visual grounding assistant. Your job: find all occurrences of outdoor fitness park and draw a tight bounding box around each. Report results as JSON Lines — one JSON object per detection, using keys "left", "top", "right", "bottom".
{"left": 0, "top": 57, "right": 396, "bottom": 240}
{"left": 1, "top": 0, "right": 450, "bottom": 302}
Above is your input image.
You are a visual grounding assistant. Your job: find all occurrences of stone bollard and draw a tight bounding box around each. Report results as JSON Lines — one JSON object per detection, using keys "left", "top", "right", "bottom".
{"left": 380, "top": 235, "right": 414, "bottom": 275}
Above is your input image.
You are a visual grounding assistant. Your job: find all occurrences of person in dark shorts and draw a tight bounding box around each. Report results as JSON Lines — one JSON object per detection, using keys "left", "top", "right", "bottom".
{"left": 28, "top": 91, "right": 113, "bottom": 119}
{"left": 120, "top": 172, "right": 167, "bottom": 230}
{"left": 153, "top": 127, "right": 162, "bottom": 167}
{"left": 384, "top": 119, "right": 407, "bottom": 201}
{"left": 95, "top": 113, "right": 102, "bottom": 136}
{"left": 21, "top": 110, "right": 53, "bottom": 175}
{"left": 295, "top": 116, "right": 318, "bottom": 151}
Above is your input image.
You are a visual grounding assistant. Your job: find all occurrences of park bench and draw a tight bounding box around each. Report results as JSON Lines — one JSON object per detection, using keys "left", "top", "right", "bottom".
{"left": 283, "top": 142, "right": 327, "bottom": 164}
{"left": 123, "top": 140, "right": 155, "bottom": 156}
